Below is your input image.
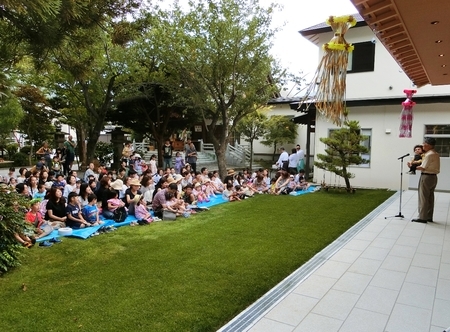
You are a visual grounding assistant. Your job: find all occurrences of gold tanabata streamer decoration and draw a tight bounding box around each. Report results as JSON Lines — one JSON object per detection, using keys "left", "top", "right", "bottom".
{"left": 301, "top": 15, "right": 356, "bottom": 126}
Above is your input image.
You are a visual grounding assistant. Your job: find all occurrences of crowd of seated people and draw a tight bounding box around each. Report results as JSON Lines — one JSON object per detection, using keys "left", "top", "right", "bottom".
{"left": 3, "top": 148, "right": 311, "bottom": 249}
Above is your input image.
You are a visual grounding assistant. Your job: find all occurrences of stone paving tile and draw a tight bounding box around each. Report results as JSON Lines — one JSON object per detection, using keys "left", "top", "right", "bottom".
{"left": 347, "top": 257, "right": 382, "bottom": 276}
{"left": 292, "top": 274, "right": 337, "bottom": 299}
{"left": 397, "top": 282, "right": 436, "bottom": 310}
{"left": 355, "top": 285, "right": 398, "bottom": 315}
{"left": 338, "top": 308, "right": 389, "bottom": 332}
{"left": 247, "top": 318, "right": 295, "bottom": 332}
{"left": 292, "top": 313, "right": 343, "bottom": 332}
{"left": 265, "top": 293, "right": 318, "bottom": 327}
{"left": 385, "top": 303, "right": 432, "bottom": 332}
{"left": 310, "top": 289, "right": 359, "bottom": 320}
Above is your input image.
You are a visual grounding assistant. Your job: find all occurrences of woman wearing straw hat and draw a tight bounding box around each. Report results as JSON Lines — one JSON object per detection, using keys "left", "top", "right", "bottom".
{"left": 124, "top": 178, "right": 142, "bottom": 215}
{"left": 223, "top": 169, "right": 235, "bottom": 186}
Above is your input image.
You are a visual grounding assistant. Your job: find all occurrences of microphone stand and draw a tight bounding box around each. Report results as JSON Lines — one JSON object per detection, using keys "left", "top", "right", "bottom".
{"left": 385, "top": 153, "right": 410, "bottom": 219}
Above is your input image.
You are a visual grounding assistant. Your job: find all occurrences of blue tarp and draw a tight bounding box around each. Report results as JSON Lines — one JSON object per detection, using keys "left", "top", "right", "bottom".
{"left": 37, "top": 186, "right": 316, "bottom": 241}
{"left": 289, "top": 186, "right": 316, "bottom": 196}
{"left": 36, "top": 215, "right": 138, "bottom": 242}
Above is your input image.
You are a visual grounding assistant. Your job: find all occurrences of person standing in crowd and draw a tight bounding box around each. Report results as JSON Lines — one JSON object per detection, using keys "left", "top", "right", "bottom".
{"left": 163, "top": 140, "right": 173, "bottom": 169}
{"left": 36, "top": 141, "right": 52, "bottom": 169}
{"left": 276, "top": 147, "right": 289, "bottom": 171}
{"left": 184, "top": 139, "right": 192, "bottom": 163}
{"left": 63, "top": 135, "right": 77, "bottom": 175}
{"left": 186, "top": 141, "right": 198, "bottom": 173}
{"left": 412, "top": 137, "right": 440, "bottom": 224}
{"left": 288, "top": 148, "right": 300, "bottom": 175}
{"left": 122, "top": 141, "right": 133, "bottom": 165}
{"left": 296, "top": 144, "right": 305, "bottom": 172}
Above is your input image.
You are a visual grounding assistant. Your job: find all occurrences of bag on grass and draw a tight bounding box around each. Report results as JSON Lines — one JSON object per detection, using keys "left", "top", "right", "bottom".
{"left": 113, "top": 206, "right": 127, "bottom": 223}
{"left": 162, "top": 210, "right": 177, "bottom": 221}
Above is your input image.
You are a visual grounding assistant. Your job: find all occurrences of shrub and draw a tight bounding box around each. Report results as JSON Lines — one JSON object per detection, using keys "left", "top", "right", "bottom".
{"left": 94, "top": 142, "right": 114, "bottom": 165}
{"left": 20, "top": 145, "right": 32, "bottom": 155}
{"left": 0, "top": 187, "right": 32, "bottom": 275}
{"left": 11, "top": 152, "right": 29, "bottom": 166}
{"left": 5, "top": 143, "right": 19, "bottom": 157}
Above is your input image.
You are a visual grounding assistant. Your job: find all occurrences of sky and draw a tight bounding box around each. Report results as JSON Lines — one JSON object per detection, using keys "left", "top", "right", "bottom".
{"left": 260, "top": 0, "right": 357, "bottom": 96}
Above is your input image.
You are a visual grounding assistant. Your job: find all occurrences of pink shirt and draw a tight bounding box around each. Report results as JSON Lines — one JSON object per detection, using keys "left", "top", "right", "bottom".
{"left": 134, "top": 204, "right": 150, "bottom": 220}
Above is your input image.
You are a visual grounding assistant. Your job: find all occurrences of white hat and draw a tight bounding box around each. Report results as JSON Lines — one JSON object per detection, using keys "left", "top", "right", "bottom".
{"left": 133, "top": 153, "right": 142, "bottom": 159}
{"left": 110, "top": 179, "right": 124, "bottom": 191}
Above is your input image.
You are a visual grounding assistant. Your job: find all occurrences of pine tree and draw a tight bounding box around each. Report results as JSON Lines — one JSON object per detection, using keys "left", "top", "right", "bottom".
{"left": 315, "top": 120, "right": 369, "bottom": 191}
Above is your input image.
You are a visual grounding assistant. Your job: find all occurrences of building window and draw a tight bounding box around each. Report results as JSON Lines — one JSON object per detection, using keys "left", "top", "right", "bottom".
{"left": 328, "top": 128, "right": 371, "bottom": 167}
{"left": 425, "top": 124, "right": 450, "bottom": 157}
{"left": 347, "top": 41, "right": 375, "bottom": 73}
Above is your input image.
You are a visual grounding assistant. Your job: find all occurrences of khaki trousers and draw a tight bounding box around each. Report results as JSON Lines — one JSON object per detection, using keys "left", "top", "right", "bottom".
{"left": 418, "top": 174, "right": 437, "bottom": 220}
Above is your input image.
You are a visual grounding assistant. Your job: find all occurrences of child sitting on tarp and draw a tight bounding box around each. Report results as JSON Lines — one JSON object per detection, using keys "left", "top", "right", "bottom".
{"left": 66, "top": 192, "right": 91, "bottom": 229}
{"left": 82, "top": 194, "right": 102, "bottom": 226}
{"left": 164, "top": 191, "right": 186, "bottom": 216}
{"left": 133, "top": 194, "right": 153, "bottom": 224}
{"left": 107, "top": 189, "right": 127, "bottom": 214}
{"left": 25, "top": 199, "right": 61, "bottom": 247}
{"left": 182, "top": 184, "right": 196, "bottom": 205}
{"left": 222, "top": 183, "right": 240, "bottom": 202}
{"left": 295, "top": 169, "right": 311, "bottom": 190}
{"left": 407, "top": 144, "right": 424, "bottom": 174}
{"left": 193, "top": 182, "right": 209, "bottom": 203}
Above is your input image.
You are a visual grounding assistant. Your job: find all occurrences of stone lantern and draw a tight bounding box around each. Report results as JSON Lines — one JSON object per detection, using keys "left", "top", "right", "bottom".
{"left": 53, "top": 121, "right": 65, "bottom": 149}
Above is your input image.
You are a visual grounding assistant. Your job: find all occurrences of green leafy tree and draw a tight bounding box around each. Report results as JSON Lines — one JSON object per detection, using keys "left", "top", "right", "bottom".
{"left": 14, "top": 85, "right": 56, "bottom": 165}
{"left": 109, "top": 83, "right": 199, "bottom": 166}
{"left": 261, "top": 115, "right": 297, "bottom": 161}
{"left": 43, "top": 24, "right": 133, "bottom": 166}
{"left": 0, "top": 0, "right": 143, "bottom": 167}
{"left": 314, "top": 120, "right": 369, "bottom": 190}
{"left": 143, "top": 0, "right": 283, "bottom": 178}
{"left": 236, "top": 108, "right": 269, "bottom": 169}
{"left": 0, "top": 94, "right": 23, "bottom": 146}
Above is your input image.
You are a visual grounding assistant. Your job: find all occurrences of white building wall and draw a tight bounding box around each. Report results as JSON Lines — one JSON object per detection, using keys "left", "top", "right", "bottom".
{"left": 313, "top": 103, "right": 450, "bottom": 191}
{"left": 309, "top": 24, "right": 450, "bottom": 191}
{"left": 315, "top": 26, "right": 450, "bottom": 100}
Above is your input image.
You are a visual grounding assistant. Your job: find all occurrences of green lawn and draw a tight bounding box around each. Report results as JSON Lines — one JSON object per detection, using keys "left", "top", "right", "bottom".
{"left": 0, "top": 189, "right": 394, "bottom": 332}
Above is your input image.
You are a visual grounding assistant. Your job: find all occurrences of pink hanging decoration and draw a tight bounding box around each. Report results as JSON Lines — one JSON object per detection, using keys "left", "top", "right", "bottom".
{"left": 399, "top": 89, "right": 417, "bottom": 138}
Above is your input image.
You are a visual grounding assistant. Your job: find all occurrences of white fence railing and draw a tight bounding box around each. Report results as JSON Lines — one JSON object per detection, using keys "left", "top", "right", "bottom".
{"left": 131, "top": 139, "right": 255, "bottom": 166}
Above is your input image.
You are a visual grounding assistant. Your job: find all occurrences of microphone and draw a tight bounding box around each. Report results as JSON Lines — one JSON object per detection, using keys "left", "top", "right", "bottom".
{"left": 398, "top": 153, "right": 410, "bottom": 159}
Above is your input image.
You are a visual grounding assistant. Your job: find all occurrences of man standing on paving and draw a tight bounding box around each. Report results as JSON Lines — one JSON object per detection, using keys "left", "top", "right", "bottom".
{"left": 412, "top": 137, "right": 440, "bottom": 224}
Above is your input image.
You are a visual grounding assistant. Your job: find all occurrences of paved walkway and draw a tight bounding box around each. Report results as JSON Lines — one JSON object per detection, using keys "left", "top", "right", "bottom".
{"left": 220, "top": 190, "right": 450, "bottom": 332}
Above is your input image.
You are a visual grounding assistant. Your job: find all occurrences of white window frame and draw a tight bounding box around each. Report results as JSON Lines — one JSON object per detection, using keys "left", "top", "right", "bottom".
{"left": 424, "top": 124, "right": 450, "bottom": 158}
{"left": 328, "top": 128, "right": 371, "bottom": 168}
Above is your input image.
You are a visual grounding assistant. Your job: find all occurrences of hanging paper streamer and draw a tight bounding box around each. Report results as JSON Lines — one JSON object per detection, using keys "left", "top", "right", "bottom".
{"left": 399, "top": 89, "right": 416, "bottom": 138}
{"left": 301, "top": 15, "right": 356, "bottom": 126}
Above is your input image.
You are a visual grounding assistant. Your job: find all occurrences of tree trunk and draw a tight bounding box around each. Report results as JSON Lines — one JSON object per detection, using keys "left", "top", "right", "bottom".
{"left": 249, "top": 139, "right": 254, "bottom": 170}
{"left": 76, "top": 127, "right": 88, "bottom": 169}
{"left": 86, "top": 121, "right": 104, "bottom": 164}
{"left": 342, "top": 166, "right": 351, "bottom": 190}
{"left": 215, "top": 146, "right": 228, "bottom": 180}
{"left": 156, "top": 137, "right": 164, "bottom": 168}
{"left": 272, "top": 143, "right": 278, "bottom": 162}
